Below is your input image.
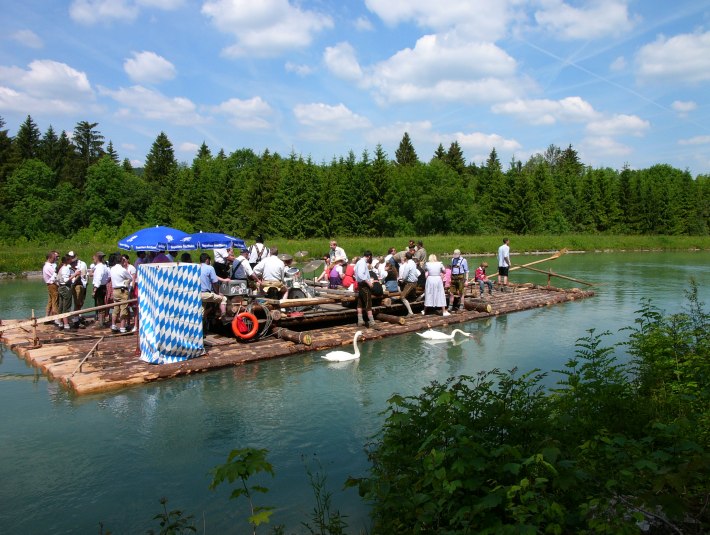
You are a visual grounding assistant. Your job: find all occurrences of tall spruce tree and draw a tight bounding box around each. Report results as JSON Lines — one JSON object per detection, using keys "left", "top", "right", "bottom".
{"left": 13, "top": 115, "right": 41, "bottom": 161}
{"left": 445, "top": 141, "right": 466, "bottom": 176}
{"left": 105, "top": 140, "right": 119, "bottom": 164}
{"left": 432, "top": 143, "right": 446, "bottom": 161}
{"left": 395, "top": 132, "right": 419, "bottom": 166}
{"left": 144, "top": 132, "right": 177, "bottom": 186}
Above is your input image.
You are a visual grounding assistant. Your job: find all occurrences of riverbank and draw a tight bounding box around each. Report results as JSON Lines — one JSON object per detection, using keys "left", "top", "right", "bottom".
{"left": 1, "top": 234, "right": 708, "bottom": 276}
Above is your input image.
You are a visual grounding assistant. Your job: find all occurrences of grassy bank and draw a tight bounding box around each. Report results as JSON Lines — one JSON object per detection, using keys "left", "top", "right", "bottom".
{"left": 1, "top": 234, "right": 708, "bottom": 275}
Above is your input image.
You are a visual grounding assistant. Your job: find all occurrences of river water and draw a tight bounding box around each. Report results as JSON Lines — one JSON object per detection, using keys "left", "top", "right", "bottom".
{"left": 0, "top": 252, "right": 708, "bottom": 534}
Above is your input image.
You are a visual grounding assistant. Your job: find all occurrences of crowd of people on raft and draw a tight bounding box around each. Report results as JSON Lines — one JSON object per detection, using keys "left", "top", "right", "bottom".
{"left": 41, "top": 235, "right": 512, "bottom": 332}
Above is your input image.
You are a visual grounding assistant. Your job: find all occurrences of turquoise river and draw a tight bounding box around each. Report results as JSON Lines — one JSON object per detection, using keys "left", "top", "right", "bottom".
{"left": 0, "top": 251, "right": 708, "bottom": 534}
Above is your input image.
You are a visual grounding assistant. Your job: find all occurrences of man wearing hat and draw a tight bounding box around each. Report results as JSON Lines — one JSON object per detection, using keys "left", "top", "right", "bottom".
{"left": 448, "top": 249, "right": 469, "bottom": 312}
{"left": 91, "top": 252, "right": 110, "bottom": 326}
{"left": 68, "top": 251, "right": 88, "bottom": 326}
{"left": 230, "top": 246, "right": 259, "bottom": 288}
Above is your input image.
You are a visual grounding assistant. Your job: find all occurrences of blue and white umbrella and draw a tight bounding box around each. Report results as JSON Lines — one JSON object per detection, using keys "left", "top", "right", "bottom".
{"left": 188, "top": 231, "right": 246, "bottom": 250}
{"left": 118, "top": 226, "right": 196, "bottom": 251}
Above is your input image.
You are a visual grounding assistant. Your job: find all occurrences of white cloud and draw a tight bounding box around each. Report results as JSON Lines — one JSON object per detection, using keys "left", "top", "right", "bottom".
{"left": 99, "top": 85, "right": 205, "bottom": 125}
{"left": 678, "top": 135, "right": 710, "bottom": 146}
{"left": 365, "top": 0, "right": 514, "bottom": 41}
{"left": 285, "top": 62, "right": 315, "bottom": 76}
{"left": 210, "top": 97, "right": 273, "bottom": 129}
{"left": 534, "top": 0, "right": 635, "bottom": 40}
{"left": 324, "top": 42, "right": 363, "bottom": 81}
{"left": 124, "top": 51, "right": 176, "bottom": 84}
{"left": 122, "top": 143, "right": 137, "bottom": 150}
{"left": 69, "top": 0, "right": 183, "bottom": 24}
{"left": 610, "top": 56, "right": 626, "bottom": 72}
{"left": 454, "top": 131, "right": 521, "bottom": 152}
{"left": 201, "top": 0, "right": 333, "bottom": 58}
{"left": 70, "top": 0, "right": 139, "bottom": 24}
{"left": 10, "top": 30, "right": 43, "bottom": 49}
{"left": 293, "top": 103, "right": 370, "bottom": 140}
{"left": 636, "top": 31, "right": 710, "bottom": 84}
{"left": 671, "top": 100, "right": 697, "bottom": 113}
{"left": 0, "top": 60, "right": 94, "bottom": 114}
{"left": 178, "top": 142, "right": 199, "bottom": 153}
{"left": 582, "top": 136, "right": 631, "bottom": 156}
{"left": 492, "top": 96, "right": 598, "bottom": 125}
{"left": 586, "top": 114, "right": 649, "bottom": 137}
{"left": 354, "top": 16, "right": 374, "bottom": 31}
{"left": 366, "top": 32, "right": 521, "bottom": 104}
{"left": 364, "top": 121, "right": 435, "bottom": 145}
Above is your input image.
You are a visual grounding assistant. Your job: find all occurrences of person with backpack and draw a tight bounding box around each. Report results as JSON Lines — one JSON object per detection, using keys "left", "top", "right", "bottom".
{"left": 447, "top": 249, "right": 469, "bottom": 312}
{"left": 248, "top": 234, "right": 270, "bottom": 269}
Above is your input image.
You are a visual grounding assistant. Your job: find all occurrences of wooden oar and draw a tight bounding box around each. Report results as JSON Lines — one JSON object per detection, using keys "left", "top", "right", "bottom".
{"left": 518, "top": 265, "right": 595, "bottom": 286}
{"left": 489, "top": 248, "right": 567, "bottom": 279}
{"left": 70, "top": 336, "right": 104, "bottom": 377}
{"left": 0, "top": 299, "right": 137, "bottom": 334}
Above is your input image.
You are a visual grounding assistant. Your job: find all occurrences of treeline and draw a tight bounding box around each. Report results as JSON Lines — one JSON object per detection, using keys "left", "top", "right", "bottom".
{"left": 0, "top": 115, "right": 708, "bottom": 243}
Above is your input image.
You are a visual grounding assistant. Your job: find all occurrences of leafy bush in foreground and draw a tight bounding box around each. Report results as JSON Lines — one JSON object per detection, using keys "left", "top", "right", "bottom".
{"left": 358, "top": 284, "right": 709, "bottom": 534}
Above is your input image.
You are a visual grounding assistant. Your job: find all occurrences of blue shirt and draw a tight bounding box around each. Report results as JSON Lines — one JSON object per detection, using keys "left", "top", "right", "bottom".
{"left": 451, "top": 257, "right": 468, "bottom": 275}
{"left": 200, "top": 263, "right": 219, "bottom": 292}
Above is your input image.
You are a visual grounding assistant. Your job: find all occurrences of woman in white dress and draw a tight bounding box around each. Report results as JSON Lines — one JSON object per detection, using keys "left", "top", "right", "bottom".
{"left": 424, "top": 254, "right": 450, "bottom": 316}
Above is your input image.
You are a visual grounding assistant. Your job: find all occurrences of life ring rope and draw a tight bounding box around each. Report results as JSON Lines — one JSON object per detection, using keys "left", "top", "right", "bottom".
{"left": 231, "top": 312, "right": 259, "bottom": 340}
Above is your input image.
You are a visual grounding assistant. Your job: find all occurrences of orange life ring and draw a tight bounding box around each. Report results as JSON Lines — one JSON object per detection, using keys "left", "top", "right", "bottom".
{"left": 231, "top": 311, "right": 259, "bottom": 340}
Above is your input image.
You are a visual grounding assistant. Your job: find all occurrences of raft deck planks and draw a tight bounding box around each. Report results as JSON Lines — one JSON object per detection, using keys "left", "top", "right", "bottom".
{"left": 1, "top": 284, "right": 594, "bottom": 395}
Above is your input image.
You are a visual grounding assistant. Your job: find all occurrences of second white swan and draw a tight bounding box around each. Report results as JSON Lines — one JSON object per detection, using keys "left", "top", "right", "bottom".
{"left": 416, "top": 328, "right": 470, "bottom": 341}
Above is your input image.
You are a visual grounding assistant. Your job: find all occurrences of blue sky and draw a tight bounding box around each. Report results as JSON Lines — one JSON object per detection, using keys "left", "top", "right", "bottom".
{"left": 2, "top": 0, "right": 710, "bottom": 176}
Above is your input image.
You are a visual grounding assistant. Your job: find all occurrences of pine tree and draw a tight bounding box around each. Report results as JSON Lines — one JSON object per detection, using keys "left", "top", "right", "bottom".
{"left": 13, "top": 115, "right": 41, "bottom": 161}
{"left": 122, "top": 158, "right": 134, "bottom": 173}
{"left": 106, "top": 140, "right": 119, "bottom": 164}
{"left": 144, "top": 132, "right": 177, "bottom": 186}
{"left": 73, "top": 121, "right": 105, "bottom": 166}
{"left": 445, "top": 141, "right": 466, "bottom": 175}
{"left": 197, "top": 141, "right": 211, "bottom": 160}
{"left": 432, "top": 143, "right": 446, "bottom": 161}
{"left": 395, "top": 132, "right": 418, "bottom": 166}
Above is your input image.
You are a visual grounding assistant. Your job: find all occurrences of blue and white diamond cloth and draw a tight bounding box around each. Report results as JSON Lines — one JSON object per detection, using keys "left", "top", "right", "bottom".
{"left": 138, "top": 263, "right": 204, "bottom": 364}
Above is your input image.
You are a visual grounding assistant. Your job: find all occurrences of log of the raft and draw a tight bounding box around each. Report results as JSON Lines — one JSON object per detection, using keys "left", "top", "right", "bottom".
{"left": 278, "top": 297, "right": 337, "bottom": 308}
{"left": 375, "top": 312, "right": 406, "bottom": 325}
{"left": 463, "top": 300, "right": 493, "bottom": 313}
{"left": 275, "top": 328, "right": 312, "bottom": 345}
{"left": 270, "top": 309, "right": 283, "bottom": 321}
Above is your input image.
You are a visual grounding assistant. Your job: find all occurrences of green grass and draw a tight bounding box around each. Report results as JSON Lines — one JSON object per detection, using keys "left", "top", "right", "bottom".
{"left": 1, "top": 234, "right": 708, "bottom": 275}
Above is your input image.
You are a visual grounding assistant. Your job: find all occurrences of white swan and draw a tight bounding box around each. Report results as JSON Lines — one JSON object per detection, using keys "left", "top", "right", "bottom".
{"left": 322, "top": 331, "right": 363, "bottom": 362}
{"left": 416, "top": 328, "right": 470, "bottom": 341}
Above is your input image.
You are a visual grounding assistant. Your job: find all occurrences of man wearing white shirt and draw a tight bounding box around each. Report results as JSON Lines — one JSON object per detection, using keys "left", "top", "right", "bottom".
{"left": 253, "top": 247, "right": 286, "bottom": 298}
{"left": 397, "top": 251, "right": 419, "bottom": 316}
{"left": 328, "top": 240, "right": 348, "bottom": 264}
{"left": 68, "top": 251, "right": 88, "bottom": 325}
{"left": 110, "top": 255, "right": 133, "bottom": 333}
{"left": 43, "top": 251, "right": 59, "bottom": 321}
{"left": 213, "top": 247, "right": 230, "bottom": 278}
{"left": 92, "top": 252, "right": 110, "bottom": 327}
{"left": 497, "top": 237, "right": 511, "bottom": 290}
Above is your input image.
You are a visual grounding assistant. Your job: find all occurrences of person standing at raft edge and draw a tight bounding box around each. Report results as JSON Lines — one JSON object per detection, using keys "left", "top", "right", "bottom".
{"left": 448, "top": 249, "right": 469, "bottom": 312}
{"left": 497, "top": 238, "right": 511, "bottom": 291}
{"left": 43, "top": 251, "right": 60, "bottom": 323}
{"left": 355, "top": 250, "right": 378, "bottom": 329}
